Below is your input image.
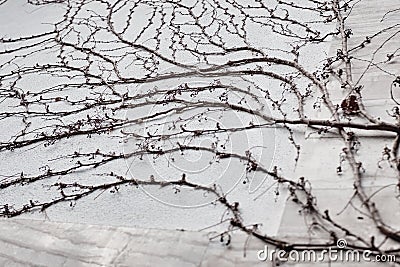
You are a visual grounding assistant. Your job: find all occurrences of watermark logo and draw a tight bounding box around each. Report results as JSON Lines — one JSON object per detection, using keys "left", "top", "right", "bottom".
{"left": 257, "top": 239, "right": 397, "bottom": 263}
{"left": 336, "top": 238, "right": 347, "bottom": 249}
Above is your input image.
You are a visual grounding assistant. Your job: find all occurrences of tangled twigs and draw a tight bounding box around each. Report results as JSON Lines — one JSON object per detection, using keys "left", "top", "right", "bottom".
{"left": 2, "top": 173, "right": 398, "bottom": 262}
{"left": 0, "top": 0, "right": 400, "bottom": 263}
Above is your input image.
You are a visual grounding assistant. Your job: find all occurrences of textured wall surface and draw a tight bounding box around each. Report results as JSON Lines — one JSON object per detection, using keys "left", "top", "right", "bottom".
{"left": 0, "top": 0, "right": 399, "bottom": 266}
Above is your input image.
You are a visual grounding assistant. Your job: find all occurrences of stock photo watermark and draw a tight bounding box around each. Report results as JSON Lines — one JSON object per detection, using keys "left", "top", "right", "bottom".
{"left": 257, "top": 239, "right": 397, "bottom": 263}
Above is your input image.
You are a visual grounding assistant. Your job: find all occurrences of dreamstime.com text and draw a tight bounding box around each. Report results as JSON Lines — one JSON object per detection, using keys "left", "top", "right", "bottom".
{"left": 257, "top": 239, "right": 397, "bottom": 263}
